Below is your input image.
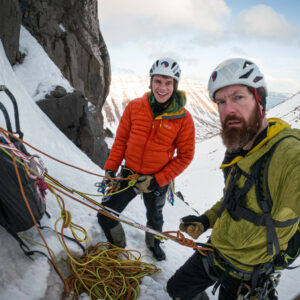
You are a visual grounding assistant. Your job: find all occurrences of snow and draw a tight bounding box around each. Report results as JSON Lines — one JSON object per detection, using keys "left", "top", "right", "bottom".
{"left": 13, "top": 26, "right": 73, "bottom": 103}
{"left": 0, "top": 28, "right": 300, "bottom": 300}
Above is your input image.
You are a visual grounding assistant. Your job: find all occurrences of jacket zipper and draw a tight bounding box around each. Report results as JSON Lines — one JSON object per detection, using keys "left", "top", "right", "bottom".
{"left": 138, "top": 120, "right": 155, "bottom": 172}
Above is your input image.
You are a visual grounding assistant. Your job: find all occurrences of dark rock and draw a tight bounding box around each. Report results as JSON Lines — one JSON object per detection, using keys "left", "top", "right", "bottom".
{"left": 78, "top": 110, "right": 109, "bottom": 167}
{"left": 15, "top": 51, "right": 26, "bottom": 64}
{"left": 37, "top": 91, "right": 86, "bottom": 141}
{"left": 50, "top": 86, "right": 67, "bottom": 98}
{"left": 19, "top": 0, "right": 111, "bottom": 110}
{"left": 0, "top": 0, "right": 22, "bottom": 65}
{"left": 37, "top": 90, "right": 109, "bottom": 167}
{"left": 103, "top": 127, "right": 114, "bottom": 138}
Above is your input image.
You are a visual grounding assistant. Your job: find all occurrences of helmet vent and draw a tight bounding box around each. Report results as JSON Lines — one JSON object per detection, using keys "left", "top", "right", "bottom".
{"left": 171, "top": 62, "right": 177, "bottom": 69}
{"left": 243, "top": 60, "right": 253, "bottom": 69}
{"left": 253, "top": 76, "right": 263, "bottom": 83}
{"left": 239, "top": 68, "right": 254, "bottom": 79}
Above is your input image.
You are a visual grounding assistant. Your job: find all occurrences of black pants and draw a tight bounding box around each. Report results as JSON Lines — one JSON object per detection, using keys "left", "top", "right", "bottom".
{"left": 167, "top": 250, "right": 252, "bottom": 300}
{"left": 97, "top": 168, "right": 168, "bottom": 233}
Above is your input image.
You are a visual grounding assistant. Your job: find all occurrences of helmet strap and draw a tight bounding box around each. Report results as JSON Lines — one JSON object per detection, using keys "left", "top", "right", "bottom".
{"left": 253, "top": 88, "right": 264, "bottom": 120}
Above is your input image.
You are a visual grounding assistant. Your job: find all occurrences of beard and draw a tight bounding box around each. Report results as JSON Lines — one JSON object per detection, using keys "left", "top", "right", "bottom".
{"left": 221, "top": 105, "right": 261, "bottom": 152}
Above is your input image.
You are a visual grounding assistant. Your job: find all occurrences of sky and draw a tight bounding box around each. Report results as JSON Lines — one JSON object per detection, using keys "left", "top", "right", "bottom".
{"left": 98, "top": 0, "right": 300, "bottom": 94}
{"left": 0, "top": 26, "right": 300, "bottom": 299}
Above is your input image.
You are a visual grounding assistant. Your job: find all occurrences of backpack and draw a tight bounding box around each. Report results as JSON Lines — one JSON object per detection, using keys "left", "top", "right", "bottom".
{"left": 0, "top": 85, "right": 46, "bottom": 252}
{"left": 218, "top": 135, "right": 300, "bottom": 269}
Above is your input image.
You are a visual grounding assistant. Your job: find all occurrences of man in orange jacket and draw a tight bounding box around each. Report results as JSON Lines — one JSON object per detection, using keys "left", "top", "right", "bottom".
{"left": 98, "top": 57, "right": 195, "bottom": 260}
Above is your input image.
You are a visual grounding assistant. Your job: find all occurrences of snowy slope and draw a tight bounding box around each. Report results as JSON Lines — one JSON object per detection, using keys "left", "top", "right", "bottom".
{"left": 267, "top": 91, "right": 300, "bottom": 126}
{"left": 0, "top": 27, "right": 300, "bottom": 300}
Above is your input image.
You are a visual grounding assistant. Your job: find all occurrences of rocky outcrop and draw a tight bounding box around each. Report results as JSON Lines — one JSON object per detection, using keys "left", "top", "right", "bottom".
{"left": 37, "top": 86, "right": 109, "bottom": 167}
{"left": 0, "top": 0, "right": 22, "bottom": 65}
{"left": 19, "top": 0, "right": 110, "bottom": 111}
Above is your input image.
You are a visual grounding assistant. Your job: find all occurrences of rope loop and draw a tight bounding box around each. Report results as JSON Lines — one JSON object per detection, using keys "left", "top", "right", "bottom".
{"left": 163, "top": 230, "right": 215, "bottom": 256}
{"left": 62, "top": 209, "right": 72, "bottom": 228}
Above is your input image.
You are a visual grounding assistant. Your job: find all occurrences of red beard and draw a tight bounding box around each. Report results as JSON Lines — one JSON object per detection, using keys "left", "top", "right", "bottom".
{"left": 221, "top": 105, "right": 261, "bottom": 152}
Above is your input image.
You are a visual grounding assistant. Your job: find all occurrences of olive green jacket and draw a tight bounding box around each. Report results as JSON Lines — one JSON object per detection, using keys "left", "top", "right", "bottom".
{"left": 205, "top": 118, "right": 300, "bottom": 271}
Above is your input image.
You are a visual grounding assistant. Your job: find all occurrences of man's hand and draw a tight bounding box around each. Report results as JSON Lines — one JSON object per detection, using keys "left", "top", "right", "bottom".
{"left": 135, "top": 175, "right": 159, "bottom": 193}
{"left": 102, "top": 170, "right": 120, "bottom": 191}
{"left": 179, "top": 215, "right": 205, "bottom": 239}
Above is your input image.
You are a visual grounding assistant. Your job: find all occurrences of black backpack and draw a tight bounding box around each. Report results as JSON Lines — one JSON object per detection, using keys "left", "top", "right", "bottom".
{"left": 0, "top": 85, "right": 46, "bottom": 252}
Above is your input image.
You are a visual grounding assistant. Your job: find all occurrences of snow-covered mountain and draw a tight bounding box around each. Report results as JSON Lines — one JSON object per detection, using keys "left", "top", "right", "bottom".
{"left": 267, "top": 91, "right": 293, "bottom": 110}
{"left": 267, "top": 91, "right": 300, "bottom": 125}
{"left": 103, "top": 75, "right": 220, "bottom": 142}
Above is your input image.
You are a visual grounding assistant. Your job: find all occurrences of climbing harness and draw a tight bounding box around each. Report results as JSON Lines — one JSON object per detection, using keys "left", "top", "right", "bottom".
{"left": 95, "top": 167, "right": 139, "bottom": 202}
{"left": 205, "top": 134, "right": 300, "bottom": 299}
{"left": 219, "top": 135, "right": 300, "bottom": 256}
{"left": 197, "top": 242, "right": 281, "bottom": 300}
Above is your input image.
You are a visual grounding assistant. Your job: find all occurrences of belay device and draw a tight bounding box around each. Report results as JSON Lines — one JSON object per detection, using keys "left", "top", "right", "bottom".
{"left": 0, "top": 85, "right": 46, "bottom": 252}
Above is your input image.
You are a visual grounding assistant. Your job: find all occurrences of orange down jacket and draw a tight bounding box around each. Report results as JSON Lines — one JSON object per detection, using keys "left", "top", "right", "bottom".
{"left": 104, "top": 92, "right": 195, "bottom": 186}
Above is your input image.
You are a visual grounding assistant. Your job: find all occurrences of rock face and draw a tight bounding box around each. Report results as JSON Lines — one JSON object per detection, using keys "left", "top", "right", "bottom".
{"left": 0, "top": 0, "right": 22, "bottom": 65}
{"left": 19, "top": 0, "right": 111, "bottom": 110}
{"left": 0, "top": 0, "right": 111, "bottom": 168}
{"left": 37, "top": 87, "right": 109, "bottom": 166}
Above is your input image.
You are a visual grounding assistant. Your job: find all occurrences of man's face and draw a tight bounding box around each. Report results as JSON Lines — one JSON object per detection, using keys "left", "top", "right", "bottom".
{"left": 214, "top": 85, "right": 262, "bottom": 152}
{"left": 152, "top": 75, "right": 174, "bottom": 103}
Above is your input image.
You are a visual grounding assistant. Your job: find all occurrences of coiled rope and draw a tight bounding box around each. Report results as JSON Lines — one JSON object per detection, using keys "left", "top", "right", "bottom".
{"left": 65, "top": 242, "right": 160, "bottom": 300}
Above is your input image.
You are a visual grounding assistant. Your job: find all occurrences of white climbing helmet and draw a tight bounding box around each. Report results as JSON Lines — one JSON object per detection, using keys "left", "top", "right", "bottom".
{"left": 149, "top": 58, "right": 181, "bottom": 81}
{"left": 208, "top": 58, "right": 268, "bottom": 101}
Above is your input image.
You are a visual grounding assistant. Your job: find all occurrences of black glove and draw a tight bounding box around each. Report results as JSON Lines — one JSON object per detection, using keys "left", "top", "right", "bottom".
{"left": 102, "top": 170, "right": 115, "bottom": 184}
{"left": 102, "top": 170, "right": 121, "bottom": 191}
{"left": 179, "top": 215, "right": 209, "bottom": 240}
{"left": 135, "top": 175, "right": 159, "bottom": 193}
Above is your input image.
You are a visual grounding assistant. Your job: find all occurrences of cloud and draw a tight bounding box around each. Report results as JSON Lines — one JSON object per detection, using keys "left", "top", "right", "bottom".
{"left": 236, "top": 5, "right": 299, "bottom": 43}
{"left": 230, "top": 46, "right": 248, "bottom": 56}
{"left": 266, "top": 74, "right": 300, "bottom": 94}
{"left": 98, "top": 0, "right": 230, "bottom": 45}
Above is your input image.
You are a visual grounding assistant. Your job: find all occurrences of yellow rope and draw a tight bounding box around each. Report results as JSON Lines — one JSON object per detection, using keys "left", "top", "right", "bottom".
{"left": 43, "top": 167, "right": 138, "bottom": 200}
{"left": 65, "top": 242, "right": 160, "bottom": 300}
{"left": 75, "top": 176, "right": 137, "bottom": 198}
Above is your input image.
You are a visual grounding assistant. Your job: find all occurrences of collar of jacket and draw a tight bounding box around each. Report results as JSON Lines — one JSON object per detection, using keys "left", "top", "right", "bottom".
{"left": 220, "top": 118, "right": 291, "bottom": 169}
{"left": 148, "top": 90, "right": 187, "bottom": 120}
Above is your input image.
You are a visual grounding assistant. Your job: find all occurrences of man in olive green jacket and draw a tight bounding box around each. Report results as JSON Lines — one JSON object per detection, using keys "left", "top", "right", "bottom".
{"left": 167, "top": 58, "right": 300, "bottom": 300}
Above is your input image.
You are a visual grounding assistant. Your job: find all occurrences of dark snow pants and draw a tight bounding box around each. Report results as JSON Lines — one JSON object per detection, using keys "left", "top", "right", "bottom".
{"left": 97, "top": 167, "right": 168, "bottom": 242}
{"left": 167, "top": 250, "right": 252, "bottom": 300}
